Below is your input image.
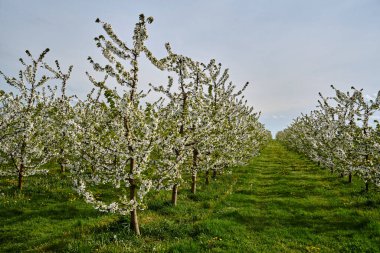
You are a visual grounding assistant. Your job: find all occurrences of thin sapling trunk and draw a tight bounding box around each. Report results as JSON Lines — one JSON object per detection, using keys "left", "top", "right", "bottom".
{"left": 129, "top": 158, "right": 140, "bottom": 235}
{"left": 172, "top": 184, "right": 178, "bottom": 206}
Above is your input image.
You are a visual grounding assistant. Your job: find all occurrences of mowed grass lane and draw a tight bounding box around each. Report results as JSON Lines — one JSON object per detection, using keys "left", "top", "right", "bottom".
{"left": 205, "top": 140, "right": 380, "bottom": 252}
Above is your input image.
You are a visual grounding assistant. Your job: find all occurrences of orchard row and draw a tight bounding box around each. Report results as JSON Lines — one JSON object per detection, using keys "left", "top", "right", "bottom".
{"left": 277, "top": 86, "right": 380, "bottom": 190}
{"left": 0, "top": 14, "right": 270, "bottom": 234}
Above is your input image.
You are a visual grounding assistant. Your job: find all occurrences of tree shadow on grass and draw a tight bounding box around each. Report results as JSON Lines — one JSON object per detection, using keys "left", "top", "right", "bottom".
{"left": 0, "top": 202, "right": 99, "bottom": 227}
{"left": 216, "top": 208, "right": 372, "bottom": 235}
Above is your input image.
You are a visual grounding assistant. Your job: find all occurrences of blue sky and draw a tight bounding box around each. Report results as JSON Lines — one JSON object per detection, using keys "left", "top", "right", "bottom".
{"left": 1, "top": 0, "right": 380, "bottom": 135}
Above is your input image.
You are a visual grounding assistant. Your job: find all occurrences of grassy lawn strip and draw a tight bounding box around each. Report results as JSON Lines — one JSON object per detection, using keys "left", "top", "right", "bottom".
{"left": 1, "top": 140, "right": 379, "bottom": 252}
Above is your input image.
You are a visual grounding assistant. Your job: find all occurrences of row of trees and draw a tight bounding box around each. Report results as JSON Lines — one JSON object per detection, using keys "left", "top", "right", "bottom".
{"left": 277, "top": 86, "right": 380, "bottom": 191}
{"left": 0, "top": 14, "right": 270, "bottom": 234}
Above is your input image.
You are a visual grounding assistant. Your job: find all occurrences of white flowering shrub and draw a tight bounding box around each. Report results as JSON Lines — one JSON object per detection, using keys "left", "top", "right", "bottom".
{"left": 43, "top": 61, "right": 75, "bottom": 173}
{"left": 146, "top": 45, "right": 270, "bottom": 197}
{"left": 0, "top": 49, "right": 72, "bottom": 189}
{"left": 71, "top": 15, "right": 159, "bottom": 235}
{"left": 145, "top": 47, "right": 201, "bottom": 202}
{"left": 199, "top": 60, "right": 269, "bottom": 181}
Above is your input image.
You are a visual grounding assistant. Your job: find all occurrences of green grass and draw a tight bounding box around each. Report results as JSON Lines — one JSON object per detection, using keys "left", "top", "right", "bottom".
{"left": 1, "top": 141, "right": 380, "bottom": 252}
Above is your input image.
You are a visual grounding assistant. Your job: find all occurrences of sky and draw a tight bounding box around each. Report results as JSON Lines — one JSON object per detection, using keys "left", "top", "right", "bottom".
{"left": 1, "top": 0, "right": 380, "bottom": 135}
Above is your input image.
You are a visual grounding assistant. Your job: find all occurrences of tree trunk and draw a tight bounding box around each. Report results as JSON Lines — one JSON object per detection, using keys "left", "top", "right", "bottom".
{"left": 317, "top": 161, "right": 320, "bottom": 166}
{"left": 18, "top": 163, "right": 24, "bottom": 190}
{"left": 191, "top": 173, "right": 197, "bottom": 194}
{"left": 129, "top": 158, "right": 140, "bottom": 235}
{"left": 365, "top": 154, "right": 369, "bottom": 192}
{"left": 348, "top": 173, "right": 352, "bottom": 183}
{"left": 212, "top": 169, "right": 217, "bottom": 179}
{"left": 340, "top": 173, "right": 344, "bottom": 178}
{"left": 59, "top": 138, "right": 65, "bottom": 173}
{"left": 205, "top": 170, "right": 210, "bottom": 185}
{"left": 60, "top": 162, "right": 65, "bottom": 173}
{"left": 91, "top": 147, "right": 96, "bottom": 172}
{"left": 171, "top": 184, "right": 178, "bottom": 206}
{"left": 130, "top": 208, "right": 140, "bottom": 235}
{"left": 191, "top": 148, "right": 198, "bottom": 194}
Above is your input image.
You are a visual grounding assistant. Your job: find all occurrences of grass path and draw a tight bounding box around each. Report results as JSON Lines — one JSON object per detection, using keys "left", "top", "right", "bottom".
{"left": 200, "top": 140, "right": 380, "bottom": 252}
{"left": 1, "top": 140, "right": 380, "bottom": 252}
